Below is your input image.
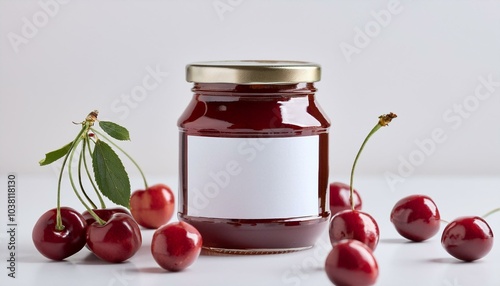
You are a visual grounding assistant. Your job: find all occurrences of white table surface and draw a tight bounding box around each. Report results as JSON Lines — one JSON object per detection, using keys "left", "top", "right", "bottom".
{"left": 1, "top": 174, "right": 500, "bottom": 286}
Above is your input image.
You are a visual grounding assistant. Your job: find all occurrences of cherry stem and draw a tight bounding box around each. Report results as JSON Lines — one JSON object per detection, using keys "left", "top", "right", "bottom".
{"left": 349, "top": 113, "right": 397, "bottom": 210}
{"left": 440, "top": 219, "right": 450, "bottom": 224}
{"left": 67, "top": 133, "right": 106, "bottom": 226}
{"left": 83, "top": 136, "right": 106, "bottom": 209}
{"left": 55, "top": 126, "right": 87, "bottom": 231}
{"left": 78, "top": 143, "right": 97, "bottom": 209}
{"left": 91, "top": 128, "right": 149, "bottom": 189}
{"left": 482, "top": 208, "right": 500, "bottom": 219}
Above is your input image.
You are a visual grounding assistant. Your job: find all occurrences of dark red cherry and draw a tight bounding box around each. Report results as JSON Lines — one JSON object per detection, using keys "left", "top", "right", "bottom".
{"left": 86, "top": 213, "right": 142, "bottom": 263}
{"left": 329, "top": 182, "right": 362, "bottom": 215}
{"left": 32, "top": 207, "right": 87, "bottom": 260}
{"left": 82, "top": 208, "right": 132, "bottom": 250}
{"left": 325, "top": 239, "right": 379, "bottom": 286}
{"left": 329, "top": 210, "right": 379, "bottom": 251}
{"left": 390, "top": 194, "right": 441, "bottom": 242}
{"left": 151, "top": 221, "right": 202, "bottom": 271}
{"left": 441, "top": 216, "right": 493, "bottom": 262}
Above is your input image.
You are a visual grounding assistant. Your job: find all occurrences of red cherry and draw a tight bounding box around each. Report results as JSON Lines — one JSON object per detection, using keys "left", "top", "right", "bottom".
{"left": 390, "top": 194, "right": 441, "bottom": 242}
{"left": 86, "top": 213, "right": 142, "bottom": 263}
{"left": 329, "top": 182, "right": 362, "bottom": 215}
{"left": 82, "top": 207, "right": 131, "bottom": 227}
{"left": 130, "top": 183, "right": 175, "bottom": 229}
{"left": 329, "top": 210, "right": 379, "bottom": 251}
{"left": 441, "top": 216, "right": 493, "bottom": 262}
{"left": 82, "top": 208, "right": 132, "bottom": 250}
{"left": 32, "top": 207, "right": 87, "bottom": 261}
{"left": 151, "top": 221, "right": 202, "bottom": 271}
{"left": 325, "top": 239, "right": 379, "bottom": 286}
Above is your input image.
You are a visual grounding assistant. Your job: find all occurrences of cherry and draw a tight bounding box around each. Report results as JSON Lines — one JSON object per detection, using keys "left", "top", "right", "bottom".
{"left": 325, "top": 239, "right": 379, "bottom": 286}
{"left": 151, "top": 221, "right": 202, "bottom": 272}
{"left": 130, "top": 183, "right": 175, "bottom": 229}
{"left": 441, "top": 216, "right": 493, "bottom": 262}
{"left": 329, "top": 182, "right": 362, "bottom": 215}
{"left": 32, "top": 207, "right": 87, "bottom": 261}
{"left": 86, "top": 213, "right": 142, "bottom": 263}
{"left": 329, "top": 210, "right": 380, "bottom": 251}
{"left": 390, "top": 194, "right": 441, "bottom": 242}
{"left": 81, "top": 207, "right": 132, "bottom": 250}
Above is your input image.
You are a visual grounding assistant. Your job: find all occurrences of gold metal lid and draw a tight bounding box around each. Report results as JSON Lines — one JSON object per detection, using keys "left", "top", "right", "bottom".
{"left": 186, "top": 60, "right": 321, "bottom": 84}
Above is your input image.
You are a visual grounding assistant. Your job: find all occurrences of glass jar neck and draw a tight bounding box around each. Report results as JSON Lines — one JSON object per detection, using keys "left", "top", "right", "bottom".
{"left": 192, "top": 82, "right": 317, "bottom": 96}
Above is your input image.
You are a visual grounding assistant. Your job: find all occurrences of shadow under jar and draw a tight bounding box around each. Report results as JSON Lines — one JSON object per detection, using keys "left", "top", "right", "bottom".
{"left": 178, "top": 61, "right": 330, "bottom": 254}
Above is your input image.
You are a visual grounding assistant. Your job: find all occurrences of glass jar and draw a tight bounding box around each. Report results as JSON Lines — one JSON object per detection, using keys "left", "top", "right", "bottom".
{"left": 178, "top": 60, "right": 330, "bottom": 254}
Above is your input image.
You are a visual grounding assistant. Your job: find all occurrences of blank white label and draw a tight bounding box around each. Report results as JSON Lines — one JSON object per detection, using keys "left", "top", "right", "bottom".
{"left": 186, "top": 135, "right": 319, "bottom": 219}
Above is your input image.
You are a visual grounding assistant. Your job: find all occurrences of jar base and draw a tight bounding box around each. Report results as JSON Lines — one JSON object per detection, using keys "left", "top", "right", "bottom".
{"left": 179, "top": 213, "right": 330, "bottom": 254}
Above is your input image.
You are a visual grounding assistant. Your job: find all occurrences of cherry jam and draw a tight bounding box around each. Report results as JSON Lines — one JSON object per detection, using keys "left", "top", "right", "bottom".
{"left": 178, "top": 61, "right": 330, "bottom": 254}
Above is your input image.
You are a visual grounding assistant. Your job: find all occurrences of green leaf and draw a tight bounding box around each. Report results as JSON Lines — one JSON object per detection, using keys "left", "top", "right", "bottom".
{"left": 99, "top": 121, "right": 130, "bottom": 141}
{"left": 39, "top": 142, "right": 73, "bottom": 166}
{"left": 92, "top": 140, "right": 131, "bottom": 208}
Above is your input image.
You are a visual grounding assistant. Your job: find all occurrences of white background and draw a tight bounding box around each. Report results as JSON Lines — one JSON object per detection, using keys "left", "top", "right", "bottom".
{"left": 1, "top": 0, "right": 500, "bottom": 185}
{"left": 1, "top": 2, "right": 500, "bottom": 285}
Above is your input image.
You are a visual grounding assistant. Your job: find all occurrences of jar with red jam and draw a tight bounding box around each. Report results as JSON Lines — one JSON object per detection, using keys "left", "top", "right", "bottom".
{"left": 178, "top": 60, "right": 330, "bottom": 254}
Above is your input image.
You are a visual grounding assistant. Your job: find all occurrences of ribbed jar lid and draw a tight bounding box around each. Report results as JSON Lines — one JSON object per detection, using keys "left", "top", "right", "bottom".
{"left": 186, "top": 60, "right": 321, "bottom": 84}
